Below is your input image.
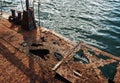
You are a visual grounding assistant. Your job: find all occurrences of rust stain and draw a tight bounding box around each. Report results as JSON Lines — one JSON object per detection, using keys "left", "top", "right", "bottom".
{"left": 0, "top": 15, "right": 120, "bottom": 83}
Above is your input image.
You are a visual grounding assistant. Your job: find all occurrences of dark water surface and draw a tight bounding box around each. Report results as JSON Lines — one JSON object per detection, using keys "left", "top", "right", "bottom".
{"left": 1, "top": 0, "right": 120, "bottom": 55}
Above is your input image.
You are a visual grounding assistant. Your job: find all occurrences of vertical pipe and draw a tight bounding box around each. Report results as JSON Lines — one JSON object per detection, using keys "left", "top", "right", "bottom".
{"left": 26, "top": 0, "right": 29, "bottom": 10}
{"left": 38, "top": 1, "right": 40, "bottom": 26}
{"left": 38, "top": 0, "right": 42, "bottom": 40}
{"left": 20, "top": 0, "right": 24, "bottom": 11}
{"left": 17, "top": 11, "right": 22, "bottom": 19}
{"left": 0, "top": 0, "right": 2, "bottom": 15}
{"left": 33, "top": 0, "right": 35, "bottom": 8}
{"left": 11, "top": 9, "right": 16, "bottom": 17}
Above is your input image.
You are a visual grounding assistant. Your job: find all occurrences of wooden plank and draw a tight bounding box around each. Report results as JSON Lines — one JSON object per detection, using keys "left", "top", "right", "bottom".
{"left": 52, "top": 42, "right": 82, "bottom": 71}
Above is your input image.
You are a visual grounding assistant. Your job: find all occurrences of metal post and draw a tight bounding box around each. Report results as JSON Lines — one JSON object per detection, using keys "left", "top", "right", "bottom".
{"left": 20, "top": 0, "right": 24, "bottom": 11}
{"left": 33, "top": 0, "right": 35, "bottom": 8}
{"left": 38, "top": 1, "right": 40, "bottom": 26}
{"left": 38, "top": 0, "right": 42, "bottom": 41}
{"left": 26, "top": 0, "right": 29, "bottom": 10}
{"left": 0, "top": 0, "right": 2, "bottom": 15}
{"left": 17, "top": 11, "right": 22, "bottom": 19}
{"left": 22, "top": 0, "right": 36, "bottom": 30}
{"left": 11, "top": 9, "right": 16, "bottom": 17}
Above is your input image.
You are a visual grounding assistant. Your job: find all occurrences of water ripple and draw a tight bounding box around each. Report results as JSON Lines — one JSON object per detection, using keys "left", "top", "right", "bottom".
{"left": 1, "top": 0, "right": 120, "bottom": 56}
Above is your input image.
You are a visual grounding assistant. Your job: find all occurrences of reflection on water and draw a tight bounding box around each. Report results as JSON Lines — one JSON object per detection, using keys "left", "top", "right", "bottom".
{"left": 1, "top": 0, "right": 120, "bottom": 56}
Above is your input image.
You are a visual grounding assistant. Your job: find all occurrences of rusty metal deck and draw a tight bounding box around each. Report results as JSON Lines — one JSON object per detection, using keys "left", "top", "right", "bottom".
{"left": 0, "top": 14, "right": 120, "bottom": 83}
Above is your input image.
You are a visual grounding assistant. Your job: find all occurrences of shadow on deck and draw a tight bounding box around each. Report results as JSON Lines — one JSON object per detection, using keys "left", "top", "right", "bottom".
{"left": 0, "top": 42, "right": 48, "bottom": 83}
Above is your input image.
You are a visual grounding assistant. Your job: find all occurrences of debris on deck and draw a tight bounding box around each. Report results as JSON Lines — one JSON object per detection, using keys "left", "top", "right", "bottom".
{"left": 0, "top": 13, "right": 120, "bottom": 83}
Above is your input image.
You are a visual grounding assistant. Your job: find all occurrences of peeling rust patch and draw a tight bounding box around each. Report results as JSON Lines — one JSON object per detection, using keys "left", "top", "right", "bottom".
{"left": 0, "top": 16, "right": 120, "bottom": 83}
